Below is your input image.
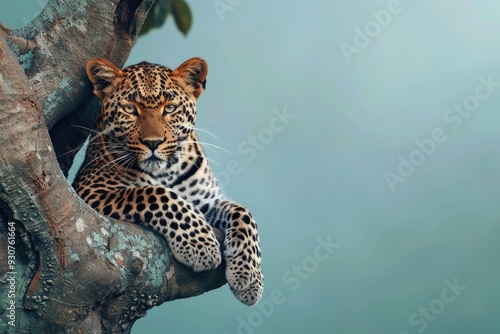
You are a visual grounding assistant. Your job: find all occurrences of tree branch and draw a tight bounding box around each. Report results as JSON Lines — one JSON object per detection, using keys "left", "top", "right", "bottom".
{"left": 0, "top": 1, "right": 226, "bottom": 332}
{"left": 4, "top": 0, "right": 153, "bottom": 129}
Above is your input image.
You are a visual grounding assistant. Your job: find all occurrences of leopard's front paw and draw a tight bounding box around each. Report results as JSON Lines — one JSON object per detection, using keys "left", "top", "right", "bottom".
{"left": 226, "top": 255, "right": 264, "bottom": 305}
{"left": 169, "top": 227, "right": 222, "bottom": 272}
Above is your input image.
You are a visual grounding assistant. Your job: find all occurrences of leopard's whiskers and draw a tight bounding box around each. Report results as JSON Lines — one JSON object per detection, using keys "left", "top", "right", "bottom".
{"left": 193, "top": 126, "right": 221, "bottom": 142}
{"left": 81, "top": 151, "right": 132, "bottom": 186}
{"left": 78, "top": 145, "right": 128, "bottom": 176}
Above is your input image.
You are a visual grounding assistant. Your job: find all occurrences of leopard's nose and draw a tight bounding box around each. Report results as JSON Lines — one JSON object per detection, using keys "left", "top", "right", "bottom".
{"left": 140, "top": 137, "right": 165, "bottom": 151}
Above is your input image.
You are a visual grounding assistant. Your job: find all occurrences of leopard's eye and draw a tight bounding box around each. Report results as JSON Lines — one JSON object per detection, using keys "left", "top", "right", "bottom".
{"left": 123, "top": 104, "right": 138, "bottom": 115}
{"left": 163, "top": 104, "right": 177, "bottom": 116}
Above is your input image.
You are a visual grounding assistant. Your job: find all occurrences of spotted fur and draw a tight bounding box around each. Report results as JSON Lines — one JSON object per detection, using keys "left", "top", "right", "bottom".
{"left": 73, "top": 57, "right": 263, "bottom": 305}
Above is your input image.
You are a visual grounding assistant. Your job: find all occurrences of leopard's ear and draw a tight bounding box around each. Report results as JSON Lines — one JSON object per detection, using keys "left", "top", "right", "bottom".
{"left": 86, "top": 58, "right": 123, "bottom": 100}
{"left": 172, "top": 57, "right": 208, "bottom": 99}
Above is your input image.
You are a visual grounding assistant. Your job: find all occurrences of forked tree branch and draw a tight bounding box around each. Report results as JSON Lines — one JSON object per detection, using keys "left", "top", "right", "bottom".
{"left": 0, "top": 1, "right": 226, "bottom": 333}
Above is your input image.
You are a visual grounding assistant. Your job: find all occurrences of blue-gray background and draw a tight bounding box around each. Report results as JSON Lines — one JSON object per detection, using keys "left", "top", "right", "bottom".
{"left": 2, "top": 1, "right": 500, "bottom": 333}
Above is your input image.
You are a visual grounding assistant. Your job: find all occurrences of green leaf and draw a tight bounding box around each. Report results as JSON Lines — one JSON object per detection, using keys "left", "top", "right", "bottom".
{"left": 140, "top": 0, "right": 172, "bottom": 36}
{"left": 172, "top": 0, "right": 192, "bottom": 36}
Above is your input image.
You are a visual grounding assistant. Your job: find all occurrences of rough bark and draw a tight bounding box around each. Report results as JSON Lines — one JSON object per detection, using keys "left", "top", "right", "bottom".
{"left": 0, "top": 1, "right": 226, "bottom": 333}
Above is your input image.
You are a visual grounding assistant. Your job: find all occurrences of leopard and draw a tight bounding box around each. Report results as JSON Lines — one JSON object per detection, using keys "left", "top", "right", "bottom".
{"left": 72, "top": 57, "right": 263, "bottom": 305}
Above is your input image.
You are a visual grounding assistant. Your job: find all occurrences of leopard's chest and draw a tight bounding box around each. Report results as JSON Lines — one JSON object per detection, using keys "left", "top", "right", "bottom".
{"left": 136, "top": 164, "right": 222, "bottom": 215}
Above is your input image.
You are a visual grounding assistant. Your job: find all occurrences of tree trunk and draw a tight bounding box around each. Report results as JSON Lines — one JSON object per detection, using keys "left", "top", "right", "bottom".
{"left": 0, "top": 1, "right": 226, "bottom": 333}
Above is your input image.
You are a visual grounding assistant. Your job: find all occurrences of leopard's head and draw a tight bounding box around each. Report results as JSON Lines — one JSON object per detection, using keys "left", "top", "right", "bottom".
{"left": 86, "top": 57, "right": 207, "bottom": 174}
